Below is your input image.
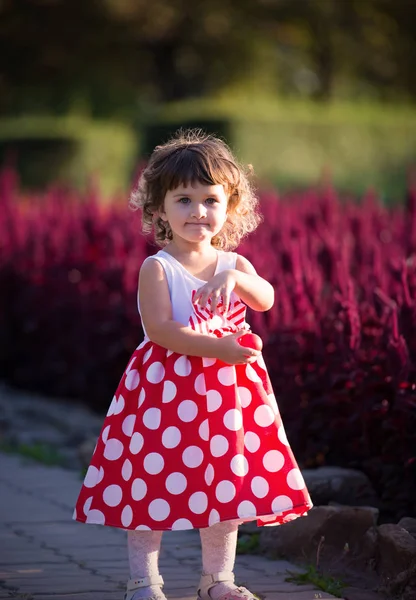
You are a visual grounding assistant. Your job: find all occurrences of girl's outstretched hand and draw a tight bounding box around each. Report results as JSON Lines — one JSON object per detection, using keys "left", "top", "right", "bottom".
{"left": 216, "top": 331, "right": 261, "bottom": 365}
{"left": 194, "top": 270, "right": 236, "bottom": 314}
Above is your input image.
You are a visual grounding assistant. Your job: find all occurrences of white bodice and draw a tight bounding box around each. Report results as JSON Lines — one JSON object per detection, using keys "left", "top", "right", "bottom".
{"left": 138, "top": 250, "right": 238, "bottom": 337}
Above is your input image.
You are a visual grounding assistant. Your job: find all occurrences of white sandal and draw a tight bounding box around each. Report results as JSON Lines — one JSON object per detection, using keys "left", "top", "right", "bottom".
{"left": 197, "top": 571, "right": 258, "bottom": 600}
{"left": 124, "top": 575, "right": 166, "bottom": 600}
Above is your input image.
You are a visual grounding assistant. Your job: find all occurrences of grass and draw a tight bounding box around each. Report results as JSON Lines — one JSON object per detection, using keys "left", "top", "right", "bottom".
{"left": 0, "top": 440, "right": 66, "bottom": 467}
{"left": 285, "top": 564, "right": 346, "bottom": 598}
{"left": 236, "top": 532, "right": 260, "bottom": 554}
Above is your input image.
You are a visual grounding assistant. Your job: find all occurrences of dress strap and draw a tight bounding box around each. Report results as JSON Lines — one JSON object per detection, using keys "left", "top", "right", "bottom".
{"left": 216, "top": 251, "right": 238, "bottom": 272}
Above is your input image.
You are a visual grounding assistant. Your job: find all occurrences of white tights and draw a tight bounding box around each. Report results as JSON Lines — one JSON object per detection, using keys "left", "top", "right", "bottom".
{"left": 127, "top": 521, "right": 239, "bottom": 599}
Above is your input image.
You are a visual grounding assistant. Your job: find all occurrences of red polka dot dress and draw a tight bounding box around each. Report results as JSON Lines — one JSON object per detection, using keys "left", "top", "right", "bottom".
{"left": 73, "top": 250, "right": 313, "bottom": 531}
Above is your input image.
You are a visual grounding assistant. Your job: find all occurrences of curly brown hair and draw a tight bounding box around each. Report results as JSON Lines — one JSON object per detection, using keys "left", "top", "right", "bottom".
{"left": 129, "top": 128, "right": 262, "bottom": 250}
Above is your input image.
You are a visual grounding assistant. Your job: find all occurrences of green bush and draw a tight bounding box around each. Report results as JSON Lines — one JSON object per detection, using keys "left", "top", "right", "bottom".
{"left": 0, "top": 116, "right": 137, "bottom": 196}
{"left": 142, "top": 98, "right": 416, "bottom": 201}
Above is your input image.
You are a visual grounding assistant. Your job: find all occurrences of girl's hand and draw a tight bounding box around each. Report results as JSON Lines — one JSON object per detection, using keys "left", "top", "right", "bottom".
{"left": 215, "top": 331, "right": 261, "bottom": 365}
{"left": 194, "top": 270, "right": 236, "bottom": 314}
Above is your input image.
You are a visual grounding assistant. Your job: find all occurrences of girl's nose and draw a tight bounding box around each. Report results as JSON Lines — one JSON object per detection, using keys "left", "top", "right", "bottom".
{"left": 190, "top": 204, "right": 207, "bottom": 218}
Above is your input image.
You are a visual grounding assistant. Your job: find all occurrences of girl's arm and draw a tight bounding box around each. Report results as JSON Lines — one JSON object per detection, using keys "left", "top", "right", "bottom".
{"left": 233, "top": 254, "right": 275, "bottom": 311}
{"left": 193, "top": 254, "right": 274, "bottom": 313}
{"left": 138, "top": 259, "right": 260, "bottom": 364}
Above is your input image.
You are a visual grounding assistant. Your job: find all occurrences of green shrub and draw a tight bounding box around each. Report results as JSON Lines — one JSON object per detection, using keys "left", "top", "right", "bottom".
{"left": 143, "top": 98, "right": 416, "bottom": 201}
{"left": 0, "top": 116, "right": 137, "bottom": 196}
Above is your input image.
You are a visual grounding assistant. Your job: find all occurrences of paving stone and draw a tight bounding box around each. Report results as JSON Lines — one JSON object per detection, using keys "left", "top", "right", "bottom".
{"left": 0, "top": 451, "right": 346, "bottom": 600}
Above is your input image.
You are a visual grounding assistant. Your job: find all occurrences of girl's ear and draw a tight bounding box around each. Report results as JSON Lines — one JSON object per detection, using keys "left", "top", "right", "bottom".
{"left": 154, "top": 208, "right": 168, "bottom": 222}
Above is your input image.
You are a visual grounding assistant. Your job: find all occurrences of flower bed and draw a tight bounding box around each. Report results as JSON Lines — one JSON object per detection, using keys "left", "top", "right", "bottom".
{"left": 1, "top": 167, "right": 415, "bottom": 522}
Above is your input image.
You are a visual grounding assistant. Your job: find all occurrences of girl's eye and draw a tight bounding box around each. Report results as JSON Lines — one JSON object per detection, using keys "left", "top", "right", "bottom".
{"left": 205, "top": 198, "right": 217, "bottom": 205}
{"left": 178, "top": 197, "right": 190, "bottom": 204}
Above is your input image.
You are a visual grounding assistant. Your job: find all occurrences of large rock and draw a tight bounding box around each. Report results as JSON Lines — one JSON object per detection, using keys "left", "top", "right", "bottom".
{"left": 377, "top": 523, "right": 416, "bottom": 579}
{"left": 303, "top": 466, "right": 379, "bottom": 508}
{"left": 398, "top": 517, "right": 416, "bottom": 540}
{"left": 259, "top": 505, "right": 379, "bottom": 567}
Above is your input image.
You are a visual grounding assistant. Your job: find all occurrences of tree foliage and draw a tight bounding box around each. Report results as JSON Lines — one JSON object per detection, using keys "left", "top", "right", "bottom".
{"left": 0, "top": 0, "right": 415, "bottom": 115}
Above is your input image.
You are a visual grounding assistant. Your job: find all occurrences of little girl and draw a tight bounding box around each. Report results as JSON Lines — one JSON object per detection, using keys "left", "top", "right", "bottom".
{"left": 73, "top": 129, "right": 313, "bottom": 600}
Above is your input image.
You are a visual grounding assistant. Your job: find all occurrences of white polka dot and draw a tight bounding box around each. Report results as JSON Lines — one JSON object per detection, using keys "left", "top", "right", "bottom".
{"left": 254, "top": 405, "right": 275, "bottom": 427}
{"left": 224, "top": 409, "right": 242, "bottom": 431}
{"left": 86, "top": 509, "right": 105, "bottom": 524}
{"left": 144, "top": 452, "right": 164, "bottom": 475}
{"left": 287, "top": 468, "right": 305, "bottom": 490}
{"left": 162, "top": 426, "right": 181, "bottom": 449}
{"left": 102, "top": 425, "right": 110, "bottom": 443}
{"left": 257, "top": 354, "right": 267, "bottom": 370}
{"left": 125, "top": 357, "right": 135, "bottom": 373}
{"left": 172, "top": 519, "right": 193, "bottom": 530}
{"left": 104, "top": 438, "right": 124, "bottom": 461}
{"left": 143, "top": 347, "right": 153, "bottom": 364}
{"left": 148, "top": 499, "right": 170, "bottom": 521}
{"left": 203, "top": 357, "right": 216, "bottom": 367}
{"left": 84, "top": 465, "right": 101, "bottom": 488}
{"left": 199, "top": 419, "right": 209, "bottom": 441}
{"left": 195, "top": 373, "right": 206, "bottom": 395}
{"left": 146, "top": 362, "right": 165, "bottom": 384}
{"left": 230, "top": 454, "right": 249, "bottom": 476}
{"left": 251, "top": 476, "right": 269, "bottom": 498}
{"left": 103, "top": 484, "right": 123, "bottom": 507}
{"left": 83, "top": 496, "right": 92, "bottom": 516}
{"left": 218, "top": 366, "right": 236, "bottom": 386}
{"left": 129, "top": 432, "right": 144, "bottom": 455}
{"left": 205, "top": 464, "right": 214, "bottom": 485}
{"left": 261, "top": 514, "right": 279, "bottom": 523}
{"left": 114, "top": 395, "right": 125, "bottom": 415}
{"left": 263, "top": 450, "right": 285, "bottom": 472}
{"left": 246, "top": 364, "right": 262, "bottom": 383}
{"left": 138, "top": 388, "right": 146, "bottom": 408}
{"left": 143, "top": 407, "right": 161, "bottom": 430}
{"left": 216, "top": 480, "right": 236, "bottom": 503}
{"left": 135, "top": 524, "right": 151, "bottom": 530}
{"left": 208, "top": 509, "right": 220, "bottom": 525}
{"left": 131, "top": 478, "right": 147, "bottom": 501}
{"left": 237, "top": 501, "right": 257, "bottom": 519}
{"left": 166, "top": 472, "right": 187, "bottom": 495}
{"left": 178, "top": 400, "right": 198, "bottom": 422}
{"left": 268, "top": 393, "right": 279, "bottom": 415}
{"left": 122, "top": 459, "right": 133, "bottom": 481}
{"left": 182, "top": 446, "right": 204, "bottom": 468}
{"left": 107, "top": 396, "right": 117, "bottom": 416}
{"left": 238, "top": 387, "right": 252, "bottom": 408}
{"left": 210, "top": 435, "right": 229, "bottom": 457}
{"left": 125, "top": 369, "right": 140, "bottom": 391}
{"left": 107, "top": 395, "right": 125, "bottom": 416}
{"left": 244, "top": 431, "right": 260, "bottom": 453}
{"left": 121, "top": 505, "right": 133, "bottom": 527}
{"left": 189, "top": 492, "right": 208, "bottom": 514}
{"left": 272, "top": 495, "right": 293, "bottom": 513}
{"left": 162, "top": 380, "right": 177, "bottom": 403}
{"left": 122, "top": 414, "right": 136, "bottom": 437}
{"left": 278, "top": 425, "right": 289, "bottom": 445}
{"left": 207, "top": 389, "right": 222, "bottom": 412}
{"left": 174, "top": 355, "right": 192, "bottom": 376}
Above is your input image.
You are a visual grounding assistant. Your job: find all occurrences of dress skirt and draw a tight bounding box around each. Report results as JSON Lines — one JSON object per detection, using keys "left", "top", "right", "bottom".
{"left": 73, "top": 298, "right": 313, "bottom": 531}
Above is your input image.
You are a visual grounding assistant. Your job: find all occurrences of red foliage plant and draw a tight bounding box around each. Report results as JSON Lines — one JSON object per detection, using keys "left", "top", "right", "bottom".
{"left": 1, "top": 168, "right": 415, "bottom": 522}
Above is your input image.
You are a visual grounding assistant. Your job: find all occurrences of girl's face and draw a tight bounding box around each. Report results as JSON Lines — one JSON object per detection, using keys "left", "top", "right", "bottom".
{"left": 160, "top": 181, "right": 229, "bottom": 247}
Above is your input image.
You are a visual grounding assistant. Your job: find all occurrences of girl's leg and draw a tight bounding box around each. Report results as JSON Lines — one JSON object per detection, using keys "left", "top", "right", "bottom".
{"left": 127, "top": 530, "right": 164, "bottom": 599}
{"left": 199, "top": 520, "right": 240, "bottom": 599}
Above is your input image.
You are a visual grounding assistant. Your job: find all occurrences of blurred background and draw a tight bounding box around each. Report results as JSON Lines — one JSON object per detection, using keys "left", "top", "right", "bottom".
{"left": 1, "top": 0, "right": 416, "bottom": 525}
{"left": 1, "top": 0, "right": 416, "bottom": 197}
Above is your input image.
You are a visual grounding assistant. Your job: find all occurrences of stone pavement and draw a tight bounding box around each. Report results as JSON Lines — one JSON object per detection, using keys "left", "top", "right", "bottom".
{"left": 0, "top": 452, "right": 343, "bottom": 600}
